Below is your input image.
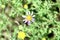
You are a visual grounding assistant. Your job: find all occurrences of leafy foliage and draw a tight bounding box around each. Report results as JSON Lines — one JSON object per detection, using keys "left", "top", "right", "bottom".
{"left": 0, "top": 0, "right": 60, "bottom": 40}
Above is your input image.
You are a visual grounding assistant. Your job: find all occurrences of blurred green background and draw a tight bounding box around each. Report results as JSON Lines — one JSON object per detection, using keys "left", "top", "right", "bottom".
{"left": 0, "top": 0, "right": 60, "bottom": 40}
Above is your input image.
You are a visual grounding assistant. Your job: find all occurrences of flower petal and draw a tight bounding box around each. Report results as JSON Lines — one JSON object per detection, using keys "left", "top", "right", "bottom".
{"left": 31, "top": 18, "right": 35, "bottom": 22}
{"left": 28, "top": 21, "right": 31, "bottom": 25}
{"left": 23, "top": 19, "right": 28, "bottom": 23}
{"left": 32, "top": 15, "right": 35, "bottom": 17}
{"left": 22, "top": 15, "right": 26, "bottom": 18}
{"left": 23, "top": 19, "right": 26, "bottom": 21}
{"left": 26, "top": 11, "right": 29, "bottom": 15}
{"left": 24, "top": 20, "right": 28, "bottom": 23}
{"left": 28, "top": 11, "right": 30, "bottom": 15}
{"left": 31, "top": 11, "right": 33, "bottom": 15}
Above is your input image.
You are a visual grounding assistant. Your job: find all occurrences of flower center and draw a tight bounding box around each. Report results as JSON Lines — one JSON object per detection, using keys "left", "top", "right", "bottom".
{"left": 26, "top": 15, "right": 32, "bottom": 21}
{"left": 18, "top": 32, "right": 26, "bottom": 39}
{"left": 24, "top": 4, "right": 28, "bottom": 9}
